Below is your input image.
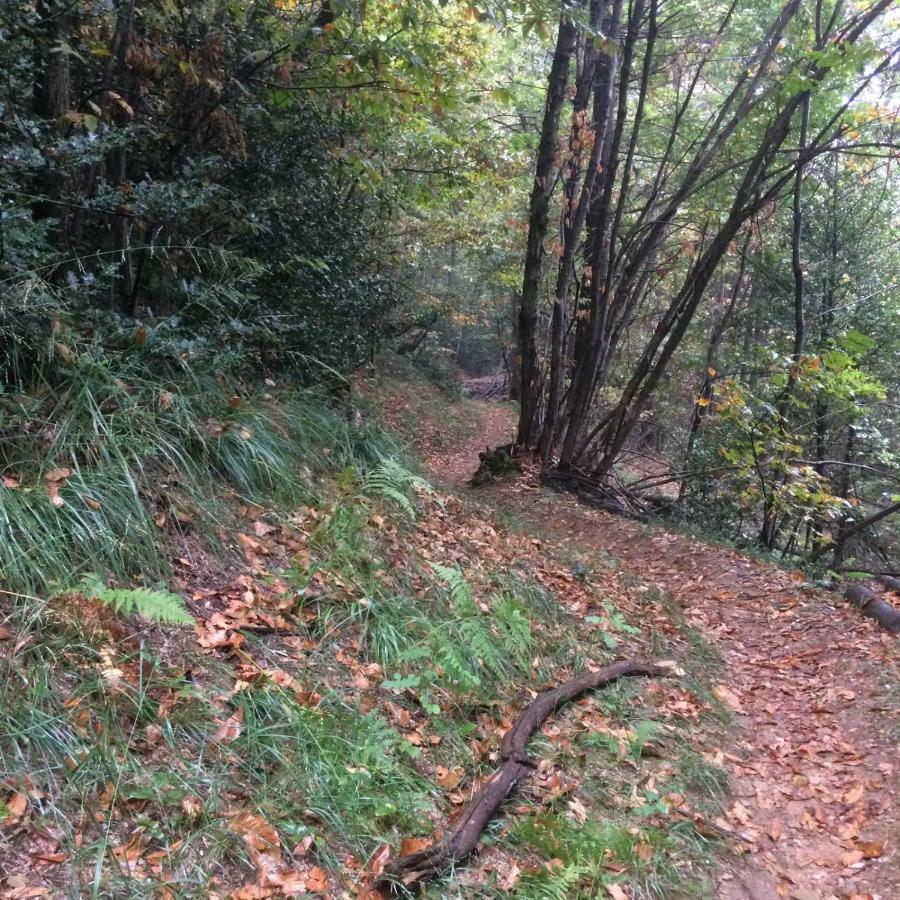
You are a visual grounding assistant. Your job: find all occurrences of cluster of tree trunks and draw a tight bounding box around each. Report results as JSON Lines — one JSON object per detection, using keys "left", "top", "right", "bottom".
{"left": 514, "top": 0, "right": 897, "bottom": 482}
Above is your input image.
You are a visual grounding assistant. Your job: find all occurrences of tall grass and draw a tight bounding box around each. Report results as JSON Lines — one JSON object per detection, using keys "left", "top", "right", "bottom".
{"left": 0, "top": 344, "right": 395, "bottom": 595}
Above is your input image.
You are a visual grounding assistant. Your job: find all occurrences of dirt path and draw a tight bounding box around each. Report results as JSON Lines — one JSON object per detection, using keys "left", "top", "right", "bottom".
{"left": 425, "top": 402, "right": 900, "bottom": 900}
{"left": 424, "top": 396, "right": 516, "bottom": 487}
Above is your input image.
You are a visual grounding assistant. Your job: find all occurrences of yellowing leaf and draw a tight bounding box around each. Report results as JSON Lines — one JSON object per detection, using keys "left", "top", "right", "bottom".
{"left": 435, "top": 765, "right": 465, "bottom": 791}
{"left": 4, "top": 791, "right": 27, "bottom": 821}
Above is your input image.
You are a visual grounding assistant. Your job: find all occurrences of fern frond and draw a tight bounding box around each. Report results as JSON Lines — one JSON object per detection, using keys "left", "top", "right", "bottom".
{"left": 460, "top": 617, "right": 504, "bottom": 679}
{"left": 434, "top": 637, "right": 481, "bottom": 691}
{"left": 79, "top": 576, "right": 194, "bottom": 625}
{"left": 494, "top": 596, "right": 533, "bottom": 665}
{"left": 362, "top": 459, "right": 431, "bottom": 518}
{"left": 432, "top": 563, "right": 477, "bottom": 614}
{"left": 522, "top": 863, "right": 592, "bottom": 900}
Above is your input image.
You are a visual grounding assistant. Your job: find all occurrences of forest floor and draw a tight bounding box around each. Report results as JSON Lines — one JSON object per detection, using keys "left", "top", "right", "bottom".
{"left": 405, "top": 386, "right": 900, "bottom": 900}
{"left": 3, "top": 370, "right": 898, "bottom": 899}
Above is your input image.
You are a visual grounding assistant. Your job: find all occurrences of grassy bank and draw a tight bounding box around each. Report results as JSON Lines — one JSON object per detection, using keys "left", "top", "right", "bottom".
{"left": 1, "top": 371, "right": 731, "bottom": 898}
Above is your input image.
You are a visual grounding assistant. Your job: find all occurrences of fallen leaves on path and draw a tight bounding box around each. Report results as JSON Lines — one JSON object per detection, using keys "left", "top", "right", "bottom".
{"left": 402, "top": 392, "right": 899, "bottom": 898}
{"left": 499, "top": 486, "right": 900, "bottom": 900}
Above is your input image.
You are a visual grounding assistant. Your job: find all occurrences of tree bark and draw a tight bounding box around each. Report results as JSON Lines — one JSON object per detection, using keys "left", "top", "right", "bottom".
{"left": 538, "top": 0, "right": 605, "bottom": 461}
{"left": 516, "top": 14, "right": 577, "bottom": 447}
{"left": 760, "top": 90, "right": 810, "bottom": 548}
{"left": 844, "top": 584, "right": 900, "bottom": 635}
{"left": 105, "top": 0, "right": 138, "bottom": 314}
{"left": 557, "top": 0, "right": 634, "bottom": 467}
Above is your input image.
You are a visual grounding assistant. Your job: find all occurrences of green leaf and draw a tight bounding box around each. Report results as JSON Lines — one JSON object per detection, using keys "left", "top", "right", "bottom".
{"left": 78, "top": 576, "right": 194, "bottom": 625}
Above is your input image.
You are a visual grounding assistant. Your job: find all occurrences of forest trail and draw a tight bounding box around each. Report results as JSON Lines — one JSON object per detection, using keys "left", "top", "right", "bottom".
{"left": 424, "top": 397, "right": 900, "bottom": 900}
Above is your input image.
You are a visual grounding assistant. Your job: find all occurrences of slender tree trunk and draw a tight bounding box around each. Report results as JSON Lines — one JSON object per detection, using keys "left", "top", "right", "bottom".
{"left": 32, "top": 0, "right": 72, "bottom": 243}
{"left": 538, "top": 1, "right": 604, "bottom": 460}
{"left": 557, "top": 0, "right": 633, "bottom": 466}
{"left": 517, "top": 13, "right": 577, "bottom": 447}
{"left": 760, "top": 90, "right": 810, "bottom": 548}
{"left": 105, "top": 0, "right": 138, "bottom": 314}
{"left": 679, "top": 252, "right": 748, "bottom": 502}
{"left": 591, "top": 99, "right": 807, "bottom": 478}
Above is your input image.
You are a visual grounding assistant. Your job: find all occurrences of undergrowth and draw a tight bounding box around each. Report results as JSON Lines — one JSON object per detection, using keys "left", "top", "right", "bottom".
{"left": 0, "top": 346, "right": 396, "bottom": 596}
{"left": 1, "top": 371, "right": 730, "bottom": 898}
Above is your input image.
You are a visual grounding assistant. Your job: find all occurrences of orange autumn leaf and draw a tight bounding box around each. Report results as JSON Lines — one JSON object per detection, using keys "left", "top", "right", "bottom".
{"left": 399, "top": 837, "right": 432, "bottom": 856}
{"left": 228, "top": 810, "right": 281, "bottom": 861}
{"left": 215, "top": 708, "right": 244, "bottom": 744}
{"left": 435, "top": 765, "right": 465, "bottom": 791}
{"left": 4, "top": 791, "right": 28, "bottom": 821}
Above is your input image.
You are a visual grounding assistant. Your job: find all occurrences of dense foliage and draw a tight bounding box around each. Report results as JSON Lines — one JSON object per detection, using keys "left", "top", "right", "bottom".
{"left": 0, "top": 0, "right": 544, "bottom": 590}
{"left": 2, "top": 0, "right": 900, "bottom": 586}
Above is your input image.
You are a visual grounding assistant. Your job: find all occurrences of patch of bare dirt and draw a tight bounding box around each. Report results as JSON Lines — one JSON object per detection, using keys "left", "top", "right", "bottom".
{"left": 436, "top": 401, "right": 516, "bottom": 486}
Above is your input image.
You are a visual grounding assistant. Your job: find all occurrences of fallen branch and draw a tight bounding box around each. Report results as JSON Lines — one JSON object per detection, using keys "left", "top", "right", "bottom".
{"left": 844, "top": 584, "right": 900, "bottom": 634}
{"left": 377, "top": 660, "right": 666, "bottom": 891}
{"left": 811, "top": 499, "right": 900, "bottom": 562}
{"left": 541, "top": 470, "right": 653, "bottom": 521}
{"left": 876, "top": 575, "right": 900, "bottom": 594}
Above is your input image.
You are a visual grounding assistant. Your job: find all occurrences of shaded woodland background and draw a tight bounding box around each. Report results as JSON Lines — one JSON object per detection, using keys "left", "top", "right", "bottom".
{"left": 2, "top": 0, "right": 900, "bottom": 600}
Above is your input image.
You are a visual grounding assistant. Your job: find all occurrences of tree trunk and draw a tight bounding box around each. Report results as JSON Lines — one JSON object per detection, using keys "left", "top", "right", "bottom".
{"left": 679, "top": 252, "right": 748, "bottom": 503}
{"left": 760, "top": 90, "right": 810, "bottom": 548}
{"left": 516, "top": 14, "right": 577, "bottom": 447}
{"left": 557, "top": 0, "right": 633, "bottom": 467}
{"left": 32, "top": 0, "right": 72, "bottom": 243}
{"left": 538, "top": 0, "right": 606, "bottom": 461}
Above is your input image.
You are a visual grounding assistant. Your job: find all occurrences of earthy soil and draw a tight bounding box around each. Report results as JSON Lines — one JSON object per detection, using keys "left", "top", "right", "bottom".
{"left": 425, "top": 400, "right": 900, "bottom": 900}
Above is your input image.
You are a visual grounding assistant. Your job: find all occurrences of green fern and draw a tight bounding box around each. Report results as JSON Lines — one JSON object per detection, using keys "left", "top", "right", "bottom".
{"left": 518, "top": 863, "right": 594, "bottom": 900}
{"left": 78, "top": 576, "right": 194, "bottom": 625}
{"left": 380, "top": 567, "right": 537, "bottom": 700}
{"left": 432, "top": 563, "right": 477, "bottom": 614}
{"left": 494, "top": 596, "right": 534, "bottom": 665}
{"left": 460, "top": 617, "right": 504, "bottom": 679}
{"left": 362, "top": 458, "right": 431, "bottom": 518}
{"left": 433, "top": 565, "right": 507, "bottom": 686}
{"left": 435, "top": 639, "right": 482, "bottom": 691}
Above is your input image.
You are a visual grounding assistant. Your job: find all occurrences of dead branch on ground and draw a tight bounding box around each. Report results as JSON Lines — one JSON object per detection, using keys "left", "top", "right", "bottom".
{"left": 377, "top": 659, "right": 666, "bottom": 891}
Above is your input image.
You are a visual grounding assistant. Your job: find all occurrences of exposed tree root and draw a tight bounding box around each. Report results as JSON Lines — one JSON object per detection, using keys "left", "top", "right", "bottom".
{"left": 377, "top": 660, "right": 666, "bottom": 892}
{"left": 844, "top": 584, "right": 900, "bottom": 634}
